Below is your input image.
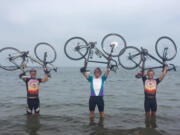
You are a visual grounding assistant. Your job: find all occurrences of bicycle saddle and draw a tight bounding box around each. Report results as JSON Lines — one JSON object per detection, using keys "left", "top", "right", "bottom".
{"left": 110, "top": 41, "right": 118, "bottom": 48}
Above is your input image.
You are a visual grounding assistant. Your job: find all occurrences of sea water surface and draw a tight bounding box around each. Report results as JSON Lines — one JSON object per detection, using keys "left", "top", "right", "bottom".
{"left": 0, "top": 67, "right": 180, "bottom": 135}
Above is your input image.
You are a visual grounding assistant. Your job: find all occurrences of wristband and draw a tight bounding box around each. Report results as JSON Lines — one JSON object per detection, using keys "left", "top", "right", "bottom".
{"left": 19, "top": 72, "right": 26, "bottom": 79}
{"left": 80, "top": 67, "right": 86, "bottom": 73}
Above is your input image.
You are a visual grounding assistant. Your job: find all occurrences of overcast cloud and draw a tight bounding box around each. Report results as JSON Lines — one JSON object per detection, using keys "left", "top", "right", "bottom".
{"left": 0, "top": 0, "right": 179, "bottom": 67}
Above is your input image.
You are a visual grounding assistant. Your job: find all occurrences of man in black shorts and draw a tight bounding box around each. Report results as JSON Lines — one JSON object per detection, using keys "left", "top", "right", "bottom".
{"left": 138, "top": 56, "right": 167, "bottom": 120}
{"left": 81, "top": 65, "right": 110, "bottom": 119}
{"left": 20, "top": 66, "right": 49, "bottom": 115}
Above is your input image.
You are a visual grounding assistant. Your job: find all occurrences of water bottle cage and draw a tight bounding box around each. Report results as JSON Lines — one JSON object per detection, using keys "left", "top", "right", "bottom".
{"left": 95, "top": 50, "right": 102, "bottom": 58}
{"left": 89, "top": 50, "right": 93, "bottom": 59}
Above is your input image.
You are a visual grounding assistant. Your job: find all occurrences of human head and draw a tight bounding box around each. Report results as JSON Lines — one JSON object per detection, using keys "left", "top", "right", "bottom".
{"left": 147, "top": 69, "right": 155, "bottom": 79}
{"left": 30, "top": 69, "right": 37, "bottom": 79}
{"left": 94, "top": 67, "right": 102, "bottom": 78}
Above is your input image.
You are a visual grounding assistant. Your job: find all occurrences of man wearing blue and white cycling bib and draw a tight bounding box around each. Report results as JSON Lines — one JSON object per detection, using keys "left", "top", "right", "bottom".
{"left": 81, "top": 66, "right": 110, "bottom": 119}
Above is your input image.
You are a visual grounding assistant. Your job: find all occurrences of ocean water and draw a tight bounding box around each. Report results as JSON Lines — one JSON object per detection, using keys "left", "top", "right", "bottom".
{"left": 0, "top": 67, "right": 180, "bottom": 135}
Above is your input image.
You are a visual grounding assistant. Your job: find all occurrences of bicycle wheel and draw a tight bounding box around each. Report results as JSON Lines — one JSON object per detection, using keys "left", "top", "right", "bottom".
{"left": 0, "top": 47, "right": 23, "bottom": 71}
{"left": 64, "top": 37, "right": 88, "bottom": 60}
{"left": 118, "top": 46, "right": 141, "bottom": 70}
{"left": 34, "top": 42, "right": 57, "bottom": 63}
{"left": 101, "top": 33, "right": 126, "bottom": 57}
{"left": 155, "top": 36, "right": 177, "bottom": 61}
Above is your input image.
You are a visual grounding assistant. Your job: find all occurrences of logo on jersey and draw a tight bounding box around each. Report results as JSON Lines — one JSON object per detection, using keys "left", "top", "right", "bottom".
{"left": 144, "top": 80, "right": 157, "bottom": 94}
{"left": 28, "top": 79, "right": 39, "bottom": 94}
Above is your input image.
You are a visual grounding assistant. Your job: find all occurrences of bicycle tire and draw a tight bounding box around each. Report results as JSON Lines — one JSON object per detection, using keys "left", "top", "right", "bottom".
{"left": 64, "top": 37, "right": 88, "bottom": 60}
{"left": 155, "top": 36, "right": 177, "bottom": 61}
{"left": 34, "top": 42, "right": 57, "bottom": 63}
{"left": 118, "top": 46, "right": 142, "bottom": 70}
{"left": 0, "top": 47, "right": 23, "bottom": 71}
{"left": 101, "top": 33, "right": 127, "bottom": 57}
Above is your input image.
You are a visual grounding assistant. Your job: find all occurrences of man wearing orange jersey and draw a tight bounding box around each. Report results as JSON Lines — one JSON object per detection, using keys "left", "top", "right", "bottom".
{"left": 20, "top": 68, "right": 48, "bottom": 115}
{"left": 141, "top": 56, "right": 167, "bottom": 119}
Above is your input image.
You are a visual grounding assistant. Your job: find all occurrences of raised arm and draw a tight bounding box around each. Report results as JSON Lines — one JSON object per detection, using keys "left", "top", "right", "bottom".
{"left": 141, "top": 54, "right": 146, "bottom": 77}
{"left": 41, "top": 68, "right": 49, "bottom": 82}
{"left": 80, "top": 67, "right": 89, "bottom": 80}
{"left": 19, "top": 64, "right": 27, "bottom": 82}
{"left": 105, "top": 56, "right": 112, "bottom": 78}
{"left": 159, "top": 62, "right": 167, "bottom": 81}
{"left": 105, "top": 67, "right": 110, "bottom": 78}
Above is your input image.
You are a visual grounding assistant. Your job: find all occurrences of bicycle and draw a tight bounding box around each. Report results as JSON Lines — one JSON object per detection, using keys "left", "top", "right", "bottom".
{"left": 64, "top": 33, "right": 127, "bottom": 71}
{"left": 0, "top": 42, "right": 57, "bottom": 76}
{"left": 118, "top": 36, "right": 177, "bottom": 71}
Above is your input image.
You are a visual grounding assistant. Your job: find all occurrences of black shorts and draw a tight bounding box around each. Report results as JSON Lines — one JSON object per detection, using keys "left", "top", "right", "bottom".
{"left": 144, "top": 98, "right": 157, "bottom": 112}
{"left": 27, "top": 98, "right": 40, "bottom": 114}
{"left": 89, "top": 96, "right": 104, "bottom": 112}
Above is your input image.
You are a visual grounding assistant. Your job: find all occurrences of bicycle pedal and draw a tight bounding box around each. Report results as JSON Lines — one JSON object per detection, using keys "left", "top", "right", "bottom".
{"left": 54, "top": 68, "right": 57, "bottom": 72}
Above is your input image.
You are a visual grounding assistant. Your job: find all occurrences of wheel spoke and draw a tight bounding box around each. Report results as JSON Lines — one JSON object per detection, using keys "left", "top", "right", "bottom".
{"left": 101, "top": 33, "right": 126, "bottom": 57}
{"left": 34, "top": 42, "right": 57, "bottom": 63}
{"left": 0, "top": 47, "right": 23, "bottom": 71}
{"left": 64, "top": 37, "right": 88, "bottom": 60}
{"left": 155, "top": 36, "right": 177, "bottom": 61}
{"left": 119, "top": 46, "right": 141, "bottom": 70}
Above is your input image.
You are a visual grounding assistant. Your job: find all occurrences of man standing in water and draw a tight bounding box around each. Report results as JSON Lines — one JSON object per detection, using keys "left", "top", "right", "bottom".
{"left": 137, "top": 56, "right": 167, "bottom": 120}
{"left": 80, "top": 65, "right": 110, "bottom": 119}
{"left": 20, "top": 66, "right": 49, "bottom": 115}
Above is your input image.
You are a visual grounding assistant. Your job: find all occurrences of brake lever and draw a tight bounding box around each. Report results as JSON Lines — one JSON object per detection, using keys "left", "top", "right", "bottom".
{"left": 170, "top": 64, "right": 176, "bottom": 71}
{"left": 54, "top": 67, "right": 57, "bottom": 72}
{"left": 167, "top": 64, "right": 176, "bottom": 72}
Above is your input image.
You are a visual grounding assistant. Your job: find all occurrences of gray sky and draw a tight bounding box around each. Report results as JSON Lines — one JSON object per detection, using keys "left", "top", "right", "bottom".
{"left": 0, "top": 0, "right": 179, "bottom": 67}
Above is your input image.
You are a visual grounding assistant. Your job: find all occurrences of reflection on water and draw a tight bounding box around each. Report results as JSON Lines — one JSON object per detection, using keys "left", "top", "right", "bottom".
{"left": 89, "top": 118, "right": 106, "bottom": 135}
{"left": 25, "top": 115, "right": 41, "bottom": 135}
{"left": 89, "top": 117, "right": 104, "bottom": 127}
{"left": 87, "top": 116, "right": 162, "bottom": 135}
{"left": 145, "top": 116, "right": 157, "bottom": 128}
{"left": 88, "top": 117, "right": 162, "bottom": 135}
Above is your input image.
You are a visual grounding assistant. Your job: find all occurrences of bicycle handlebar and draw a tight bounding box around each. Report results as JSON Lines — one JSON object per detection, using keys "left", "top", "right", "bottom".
{"left": 167, "top": 64, "right": 176, "bottom": 71}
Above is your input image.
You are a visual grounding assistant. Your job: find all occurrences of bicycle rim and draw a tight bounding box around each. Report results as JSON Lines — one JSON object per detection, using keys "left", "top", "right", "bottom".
{"left": 64, "top": 37, "right": 88, "bottom": 60}
{"left": 0, "top": 47, "right": 23, "bottom": 71}
{"left": 101, "top": 33, "right": 126, "bottom": 57}
{"left": 118, "top": 46, "right": 141, "bottom": 70}
{"left": 155, "top": 36, "right": 177, "bottom": 61}
{"left": 34, "top": 42, "right": 57, "bottom": 63}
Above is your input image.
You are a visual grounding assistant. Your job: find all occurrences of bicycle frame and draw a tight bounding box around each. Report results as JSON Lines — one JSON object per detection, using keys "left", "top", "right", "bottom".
{"left": 129, "top": 47, "right": 176, "bottom": 71}
{"left": 8, "top": 51, "right": 57, "bottom": 72}
{"left": 76, "top": 42, "right": 118, "bottom": 71}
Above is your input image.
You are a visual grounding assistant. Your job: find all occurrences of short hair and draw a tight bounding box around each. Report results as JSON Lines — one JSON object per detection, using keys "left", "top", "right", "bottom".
{"left": 147, "top": 69, "right": 154, "bottom": 74}
{"left": 30, "top": 69, "right": 37, "bottom": 73}
{"left": 94, "top": 67, "right": 102, "bottom": 75}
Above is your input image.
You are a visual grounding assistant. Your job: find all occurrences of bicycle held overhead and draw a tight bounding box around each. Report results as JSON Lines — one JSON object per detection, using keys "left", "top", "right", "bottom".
{"left": 0, "top": 42, "right": 57, "bottom": 77}
{"left": 64, "top": 33, "right": 127, "bottom": 72}
{"left": 118, "top": 36, "right": 177, "bottom": 72}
